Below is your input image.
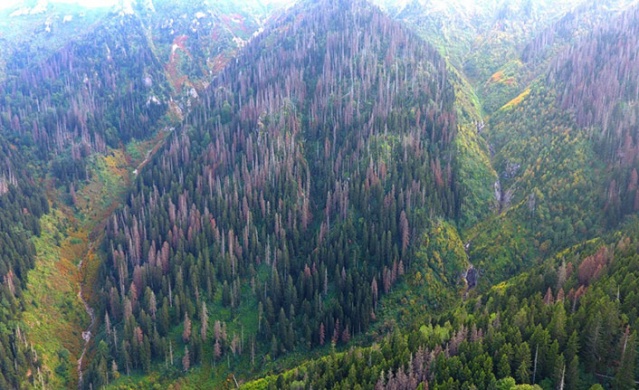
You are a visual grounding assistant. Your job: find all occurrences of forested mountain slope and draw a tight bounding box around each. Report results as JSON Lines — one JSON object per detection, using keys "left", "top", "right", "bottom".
{"left": 2, "top": 0, "right": 639, "bottom": 388}
{"left": 83, "top": 0, "right": 464, "bottom": 387}
{"left": 243, "top": 219, "right": 639, "bottom": 390}
{"left": 468, "top": 4, "right": 639, "bottom": 287}
{"left": 0, "top": 0, "right": 281, "bottom": 182}
{"left": 0, "top": 136, "right": 49, "bottom": 389}
{"left": 236, "top": 2, "right": 639, "bottom": 389}
{"left": 378, "top": 0, "right": 637, "bottom": 114}
{"left": 0, "top": 0, "right": 280, "bottom": 388}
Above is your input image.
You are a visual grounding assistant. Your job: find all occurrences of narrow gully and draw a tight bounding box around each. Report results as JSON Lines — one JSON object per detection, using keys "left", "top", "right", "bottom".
{"left": 77, "top": 246, "right": 96, "bottom": 389}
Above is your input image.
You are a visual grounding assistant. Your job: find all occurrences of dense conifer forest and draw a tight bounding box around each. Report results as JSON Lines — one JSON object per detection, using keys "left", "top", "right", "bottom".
{"left": 87, "top": 1, "right": 460, "bottom": 385}
{"left": 0, "top": 137, "right": 48, "bottom": 388}
{"left": 0, "top": 0, "right": 638, "bottom": 388}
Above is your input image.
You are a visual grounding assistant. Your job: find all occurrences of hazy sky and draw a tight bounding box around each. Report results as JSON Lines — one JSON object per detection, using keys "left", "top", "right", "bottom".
{"left": 0, "top": 0, "right": 119, "bottom": 9}
{"left": 0, "top": 0, "right": 299, "bottom": 9}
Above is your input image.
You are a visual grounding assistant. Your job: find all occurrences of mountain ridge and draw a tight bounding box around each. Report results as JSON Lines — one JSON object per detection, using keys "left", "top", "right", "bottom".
{"left": 1, "top": 0, "right": 639, "bottom": 388}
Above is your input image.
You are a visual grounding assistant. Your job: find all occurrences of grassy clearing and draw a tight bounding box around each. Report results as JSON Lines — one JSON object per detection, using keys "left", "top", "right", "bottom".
{"left": 22, "top": 210, "right": 87, "bottom": 389}
{"left": 74, "top": 150, "right": 130, "bottom": 228}
{"left": 21, "top": 138, "right": 167, "bottom": 388}
{"left": 21, "top": 149, "right": 129, "bottom": 387}
{"left": 501, "top": 87, "right": 531, "bottom": 111}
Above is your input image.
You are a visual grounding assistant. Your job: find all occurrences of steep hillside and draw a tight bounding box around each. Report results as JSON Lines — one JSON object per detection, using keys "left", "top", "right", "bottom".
{"left": 0, "top": 0, "right": 279, "bottom": 181}
{"left": 469, "top": 4, "right": 639, "bottom": 288}
{"left": 381, "top": 0, "right": 636, "bottom": 114}
{"left": 235, "top": 3, "right": 639, "bottom": 389}
{"left": 143, "top": 0, "right": 288, "bottom": 106}
{"left": 0, "top": 136, "right": 49, "bottom": 389}
{"left": 243, "top": 219, "right": 639, "bottom": 390}
{"left": 0, "top": 15, "right": 169, "bottom": 170}
{"left": 83, "top": 0, "right": 463, "bottom": 387}
{"left": 2, "top": 0, "right": 639, "bottom": 389}
{"left": 0, "top": 1, "right": 280, "bottom": 388}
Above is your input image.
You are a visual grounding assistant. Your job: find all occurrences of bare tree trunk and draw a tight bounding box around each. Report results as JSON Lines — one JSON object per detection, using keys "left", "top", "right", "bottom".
{"left": 533, "top": 345, "right": 538, "bottom": 383}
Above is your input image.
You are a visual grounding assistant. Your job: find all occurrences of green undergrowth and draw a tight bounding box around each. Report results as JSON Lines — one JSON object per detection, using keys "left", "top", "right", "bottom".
{"left": 445, "top": 61, "right": 498, "bottom": 232}
{"left": 22, "top": 210, "right": 89, "bottom": 389}
{"left": 455, "top": 123, "right": 498, "bottom": 231}
{"left": 239, "top": 217, "right": 639, "bottom": 389}
{"left": 20, "top": 141, "right": 160, "bottom": 388}
{"left": 463, "top": 83, "right": 605, "bottom": 288}
{"left": 375, "top": 220, "right": 469, "bottom": 322}
{"left": 480, "top": 59, "right": 525, "bottom": 114}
